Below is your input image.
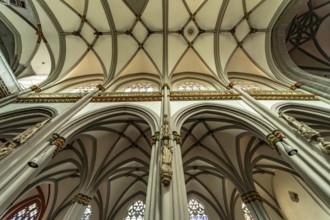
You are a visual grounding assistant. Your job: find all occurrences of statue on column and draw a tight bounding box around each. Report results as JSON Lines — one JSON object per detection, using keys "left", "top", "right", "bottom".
{"left": 160, "top": 115, "right": 173, "bottom": 186}
{"left": 13, "top": 119, "right": 50, "bottom": 144}
{"left": 280, "top": 112, "right": 330, "bottom": 154}
{"left": 0, "top": 118, "right": 50, "bottom": 160}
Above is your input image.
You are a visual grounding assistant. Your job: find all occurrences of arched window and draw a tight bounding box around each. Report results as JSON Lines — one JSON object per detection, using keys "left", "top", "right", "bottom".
{"left": 124, "top": 82, "right": 153, "bottom": 92}
{"left": 63, "top": 84, "right": 96, "bottom": 93}
{"left": 81, "top": 205, "right": 92, "bottom": 220}
{"left": 8, "top": 200, "right": 40, "bottom": 220}
{"left": 232, "top": 81, "right": 263, "bottom": 91}
{"left": 242, "top": 203, "right": 253, "bottom": 220}
{"left": 124, "top": 200, "right": 145, "bottom": 220}
{"left": 18, "top": 75, "right": 48, "bottom": 89}
{"left": 188, "top": 198, "right": 209, "bottom": 220}
{"left": 178, "top": 81, "right": 207, "bottom": 91}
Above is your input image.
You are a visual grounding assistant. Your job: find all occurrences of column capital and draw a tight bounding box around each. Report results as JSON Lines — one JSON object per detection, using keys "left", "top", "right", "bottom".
{"left": 96, "top": 84, "right": 105, "bottom": 91}
{"left": 172, "top": 131, "right": 182, "bottom": 146}
{"left": 72, "top": 193, "right": 92, "bottom": 206}
{"left": 151, "top": 131, "right": 160, "bottom": 145}
{"left": 30, "top": 85, "right": 41, "bottom": 93}
{"left": 48, "top": 133, "right": 66, "bottom": 157}
{"left": 241, "top": 191, "right": 263, "bottom": 204}
{"left": 162, "top": 83, "right": 170, "bottom": 90}
{"left": 266, "top": 130, "right": 284, "bottom": 155}
{"left": 290, "top": 82, "right": 302, "bottom": 90}
{"left": 226, "top": 82, "right": 235, "bottom": 90}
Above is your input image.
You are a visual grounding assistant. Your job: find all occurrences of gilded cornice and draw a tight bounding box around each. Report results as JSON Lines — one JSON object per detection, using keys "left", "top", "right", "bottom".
{"left": 169, "top": 91, "right": 240, "bottom": 101}
{"left": 248, "top": 90, "right": 317, "bottom": 100}
{"left": 15, "top": 91, "right": 318, "bottom": 103}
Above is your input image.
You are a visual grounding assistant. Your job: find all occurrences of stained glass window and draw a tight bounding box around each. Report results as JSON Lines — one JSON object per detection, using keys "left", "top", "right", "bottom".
{"left": 232, "top": 81, "right": 263, "bottom": 91}
{"left": 188, "top": 198, "right": 208, "bottom": 220}
{"left": 9, "top": 202, "right": 39, "bottom": 220}
{"left": 125, "top": 200, "right": 145, "bottom": 220}
{"left": 81, "top": 205, "right": 92, "bottom": 220}
{"left": 18, "top": 75, "right": 48, "bottom": 89}
{"left": 64, "top": 84, "right": 96, "bottom": 93}
{"left": 124, "top": 82, "right": 153, "bottom": 92}
{"left": 242, "top": 203, "right": 253, "bottom": 220}
{"left": 178, "top": 82, "right": 207, "bottom": 91}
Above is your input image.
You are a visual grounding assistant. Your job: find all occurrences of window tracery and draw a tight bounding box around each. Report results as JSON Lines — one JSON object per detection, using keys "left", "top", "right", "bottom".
{"left": 9, "top": 201, "right": 39, "bottom": 220}
{"left": 124, "top": 200, "right": 145, "bottom": 220}
{"left": 124, "top": 82, "right": 153, "bottom": 92}
{"left": 64, "top": 84, "right": 96, "bottom": 93}
{"left": 18, "top": 75, "right": 48, "bottom": 89}
{"left": 188, "top": 198, "right": 209, "bottom": 220}
{"left": 232, "top": 81, "right": 263, "bottom": 91}
{"left": 178, "top": 82, "right": 207, "bottom": 91}
{"left": 81, "top": 205, "right": 92, "bottom": 220}
{"left": 242, "top": 203, "right": 253, "bottom": 220}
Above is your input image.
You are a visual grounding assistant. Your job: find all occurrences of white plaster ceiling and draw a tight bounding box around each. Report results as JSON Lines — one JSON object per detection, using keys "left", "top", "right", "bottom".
{"left": 0, "top": 0, "right": 290, "bottom": 91}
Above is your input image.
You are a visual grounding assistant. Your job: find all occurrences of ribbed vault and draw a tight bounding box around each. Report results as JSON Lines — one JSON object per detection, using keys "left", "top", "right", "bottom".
{"left": 0, "top": 0, "right": 293, "bottom": 91}
{"left": 180, "top": 112, "right": 295, "bottom": 220}
{"left": 15, "top": 113, "right": 152, "bottom": 219}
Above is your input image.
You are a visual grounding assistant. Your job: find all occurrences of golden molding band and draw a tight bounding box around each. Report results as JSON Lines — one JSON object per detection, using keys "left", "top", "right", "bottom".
{"left": 15, "top": 91, "right": 317, "bottom": 102}
{"left": 72, "top": 193, "right": 92, "bottom": 206}
{"left": 241, "top": 191, "right": 262, "bottom": 204}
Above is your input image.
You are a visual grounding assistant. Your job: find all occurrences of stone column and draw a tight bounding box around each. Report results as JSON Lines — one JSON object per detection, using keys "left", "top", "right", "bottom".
{"left": 0, "top": 134, "right": 63, "bottom": 217}
{"left": 0, "top": 85, "right": 102, "bottom": 184}
{"left": 171, "top": 131, "right": 189, "bottom": 220}
{"left": 0, "top": 85, "right": 104, "bottom": 215}
{"left": 241, "top": 191, "right": 271, "bottom": 220}
{"left": 267, "top": 131, "right": 330, "bottom": 207}
{"left": 233, "top": 86, "right": 330, "bottom": 207}
{"left": 144, "top": 132, "right": 161, "bottom": 220}
{"left": 0, "top": 119, "right": 50, "bottom": 160}
{"left": 63, "top": 193, "right": 92, "bottom": 220}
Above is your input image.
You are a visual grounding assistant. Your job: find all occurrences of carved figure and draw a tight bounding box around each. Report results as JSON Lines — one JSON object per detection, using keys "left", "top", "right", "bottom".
{"left": 0, "top": 119, "right": 50, "bottom": 160}
{"left": 317, "top": 137, "right": 330, "bottom": 154}
{"left": 280, "top": 113, "right": 319, "bottom": 141}
{"left": 160, "top": 115, "right": 173, "bottom": 186}
{"left": 280, "top": 112, "right": 330, "bottom": 154}
{"left": 0, "top": 141, "right": 16, "bottom": 158}
{"left": 13, "top": 119, "right": 50, "bottom": 144}
{"left": 161, "top": 115, "right": 170, "bottom": 139}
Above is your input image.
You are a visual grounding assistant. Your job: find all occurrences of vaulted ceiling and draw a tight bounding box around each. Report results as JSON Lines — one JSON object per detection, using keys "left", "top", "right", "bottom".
{"left": 0, "top": 0, "right": 291, "bottom": 92}
{"left": 286, "top": 0, "right": 330, "bottom": 78}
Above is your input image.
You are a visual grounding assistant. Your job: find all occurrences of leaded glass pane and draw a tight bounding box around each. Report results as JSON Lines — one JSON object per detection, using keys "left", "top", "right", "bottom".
{"left": 188, "top": 198, "right": 209, "bottom": 220}
{"left": 125, "top": 200, "right": 145, "bottom": 220}
{"left": 81, "top": 205, "right": 92, "bottom": 220}
{"left": 10, "top": 202, "right": 39, "bottom": 220}
{"left": 124, "top": 82, "right": 153, "bottom": 93}
{"left": 178, "top": 82, "right": 207, "bottom": 91}
{"left": 242, "top": 203, "right": 253, "bottom": 220}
